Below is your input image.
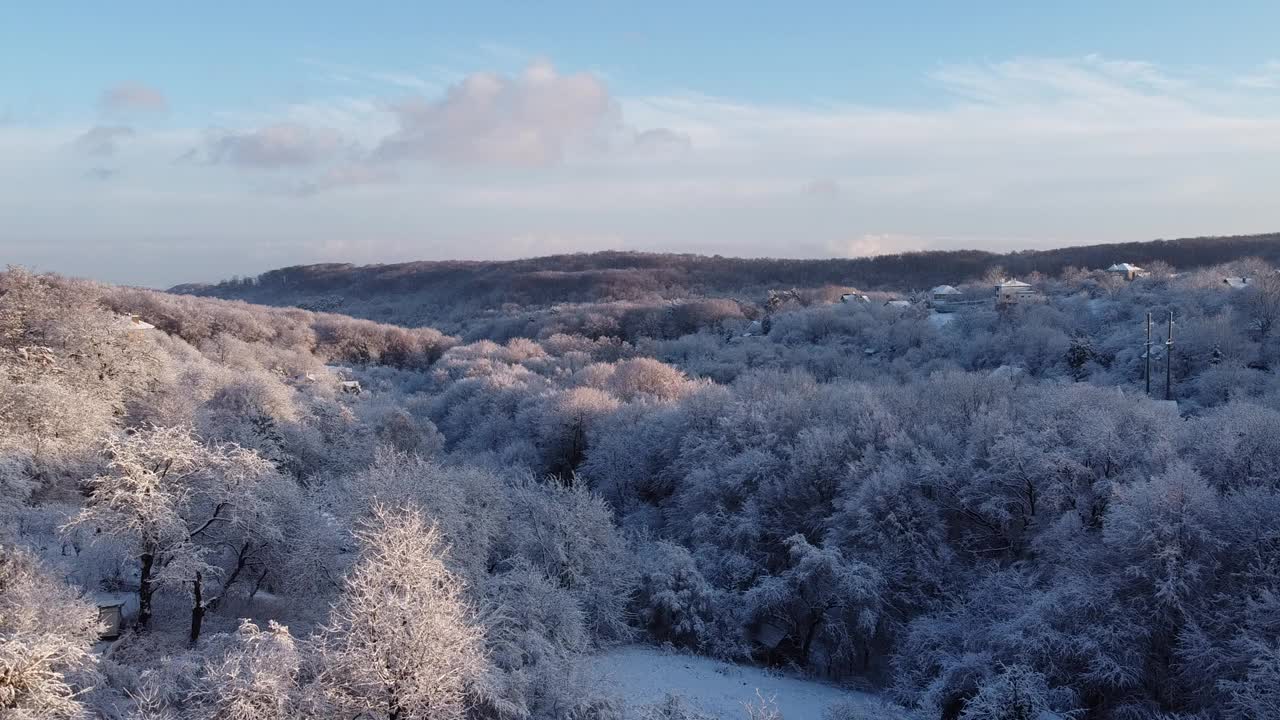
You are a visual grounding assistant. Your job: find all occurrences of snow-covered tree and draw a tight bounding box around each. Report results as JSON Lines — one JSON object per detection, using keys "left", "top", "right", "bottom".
{"left": 745, "top": 534, "right": 884, "bottom": 674}
{"left": 498, "top": 477, "right": 634, "bottom": 643}
{"left": 630, "top": 540, "right": 718, "bottom": 651}
{"left": 318, "top": 505, "right": 486, "bottom": 720}
{"left": 958, "top": 664, "right": 1060, "bottom": 720}
{"left": 0, "top": 548, "right": 101, "bottom": 719}
{"left": 188, "top": 620, "right": 306, "bottom": 720}
{"left": 65, "top": 425, "right": 279, "bottom": 634}
{"left": 1222, "top": 639, "right": 1280, "bottom": 720}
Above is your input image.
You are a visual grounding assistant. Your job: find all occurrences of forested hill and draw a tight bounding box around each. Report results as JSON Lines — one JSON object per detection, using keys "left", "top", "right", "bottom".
{"left": 11, "top": 251, "right": 1280, "bottom": 718}
{"left": 174, "top": 233, "right": 1280, "bottom": 332}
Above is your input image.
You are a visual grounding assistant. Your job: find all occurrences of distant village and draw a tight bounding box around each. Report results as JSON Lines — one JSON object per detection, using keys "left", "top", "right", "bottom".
{"left": 723, "top": 260, "right": 1272, "bottom": 347}
{"left": 833, "top": 261, "right": 1267, "bottom": 313}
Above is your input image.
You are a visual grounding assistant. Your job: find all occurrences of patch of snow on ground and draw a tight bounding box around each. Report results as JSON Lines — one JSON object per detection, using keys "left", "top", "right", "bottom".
{"left": 588, "top": 645, "right": 910, "bottom": 719}
{"left": 927, "top": 312, "right": 955, "bottom": 328}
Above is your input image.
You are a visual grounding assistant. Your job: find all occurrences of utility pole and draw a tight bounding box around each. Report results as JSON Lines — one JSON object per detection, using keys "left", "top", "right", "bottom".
{"left": 1165, "top": 310, "right": 1174, "bottom": 401}
{"left": 1145, "top": 312, "right": 1152, "bottom": 396}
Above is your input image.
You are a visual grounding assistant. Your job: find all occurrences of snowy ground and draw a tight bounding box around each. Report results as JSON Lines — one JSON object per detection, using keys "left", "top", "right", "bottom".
{"left": 927, "top": 311, "right": 956, "bottom": 328}
{"left": 588, "top": 645, "right": 912, "bottom": 719}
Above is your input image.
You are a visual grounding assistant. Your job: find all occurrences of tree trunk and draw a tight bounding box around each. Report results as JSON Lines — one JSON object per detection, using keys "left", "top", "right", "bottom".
{"left": 136, "top": 552, "right": 155, "bottom": 630}
{"left": 190, "top": 571, "right": 205, "bottom": 644}
{"left": 208, "top": 542, "right": 251, "bottom": 611}
{"left": 249, "top": 567, "right": 270, "bottom": 599}
{"left": 800, "top": 613, "right": 823, "bottom": 666}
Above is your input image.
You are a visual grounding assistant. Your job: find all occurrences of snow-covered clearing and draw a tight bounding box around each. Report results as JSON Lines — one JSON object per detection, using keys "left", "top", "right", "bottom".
{"left": 589, "top": 645, "right": 912, "bottom": 719}
{"left": 927, "top": 311, "right": 955, "bottom": 328}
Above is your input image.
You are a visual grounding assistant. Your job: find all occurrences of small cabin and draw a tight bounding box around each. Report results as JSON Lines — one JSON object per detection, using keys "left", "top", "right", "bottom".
{"left": 94, "top": 592, "right": 136, "bottom": 640}
{"left": 995, "top": 279, "right": 1040, "bottom": 306}
{"left": 98, "top": 604, "right": 125, "bottom": 639}
{"left": 340, "top": 380, "right": 363, "bottom": 395}
{"left": 1224, "top": 276, "right": 1251, "bottom": 289}
{"left": 840, "top": 292, "right": 870, "bottom": 304}
{"left": 1106, "top": 263, "right": 1147, "bottom": 281}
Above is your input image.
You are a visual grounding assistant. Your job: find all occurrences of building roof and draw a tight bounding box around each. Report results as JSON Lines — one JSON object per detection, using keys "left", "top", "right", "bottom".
{"left": 1107, "top": 263, "right": 1144, "bottom": 272}
{"left": 997, "top": 279, "right": 1032, "bottom": 288}
{"left": 117, "top": 313, "right": 154, "bottom": 331}
{"left": 1224, "top": 277, "right": 1251, "bottom": 289}
{"left": 930, "top": 285, "right": 961, "bottom": 295}
{"left": 989, "top": 365, "right": 1025, "bottom": 380}
{"left": 92, "top": 591, "right": 138, "bottom": 612}
{"left": 884, "top": 299, "right": 912, "bottom": 307}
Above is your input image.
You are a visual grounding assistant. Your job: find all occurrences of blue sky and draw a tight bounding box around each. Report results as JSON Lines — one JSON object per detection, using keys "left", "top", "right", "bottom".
{"left": 3, "top": 2, "right": 1280, "bottom": 286}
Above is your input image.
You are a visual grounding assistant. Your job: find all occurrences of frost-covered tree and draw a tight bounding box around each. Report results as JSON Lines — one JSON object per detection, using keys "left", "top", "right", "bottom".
{"left": 958, "top": 664, "right": 1060, "bottom": 720}
{"left": 745, "top": 534, "right": 884, "bottom": 674}
{"left": 188, "top": 620, "right": 306, "bottom": 720}
{"left": 0, "top": 548, "right": 101, "bottom": 719}
{"left": 1222, "top": 639, "right": 1280, "bottom": 720}
{"left": 498, "top": 478, "right": 634, "bottom": 643}
{"left": 65, "top": 425, "right": 279, "bottom": 634}
{"left": 318, "top": 505, "right": 486, "bottom": 720}
{"left": 478, "top": 565, "right": 595, "bottom": 719}
{"left": 630, "top": 540, "right": 718, "bottom": 651}
{"left": 532, "top": 386, "right": 620, "bottom": 478}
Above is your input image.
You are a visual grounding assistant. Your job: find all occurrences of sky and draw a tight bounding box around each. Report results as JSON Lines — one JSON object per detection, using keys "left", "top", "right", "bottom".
{"left": 3, "top": 2, "right": 1280, "bottom": 287}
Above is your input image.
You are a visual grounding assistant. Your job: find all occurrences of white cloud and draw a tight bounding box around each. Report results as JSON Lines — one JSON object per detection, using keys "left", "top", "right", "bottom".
{"left": 826, "top": 233, "right": 931, "bottom": 258}
{"left": 374, "top": 59, "right": 622, "bottom": 167}
{"left": 73, "top": 125, "right": 135, "bottom": 156}
{"left": 496, "top": 232, "right": 626, "bottom": 257}
{"left": 291, "top": 161, "right": 397, "bottom": 195}
{"left": 85, "top": 167, "right": 119, "bottom": 181}
{"left": 100, "top": 82, "right": 168, "bottom": 112}
{"left": 802, "top": 178, "right": 841, "bottom": 200}
{"left": 204, "top": 123, "right": 346, "bottom": 169}
{"left": 1237, "top": 60, "right": 1280, "bottom": 89}
{"left": 632, "top": 127, "right": 692, "bottom": 156}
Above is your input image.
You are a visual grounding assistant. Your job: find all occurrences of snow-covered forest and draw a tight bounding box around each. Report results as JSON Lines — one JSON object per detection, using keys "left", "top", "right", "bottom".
{"left": 6, "top": 253, "right": 1280, "bottom": 719}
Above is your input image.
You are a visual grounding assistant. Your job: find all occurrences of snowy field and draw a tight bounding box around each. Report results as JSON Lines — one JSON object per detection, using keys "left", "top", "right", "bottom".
{"left": 589, "top": 645, "right": 913, "bottom": 719}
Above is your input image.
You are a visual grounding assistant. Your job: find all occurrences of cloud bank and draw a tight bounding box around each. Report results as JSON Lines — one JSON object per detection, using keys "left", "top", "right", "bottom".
{"left": 205, "top": 124, "right": 346, "bottom": 168}
{"left": 73, "top": 125, "right": 135, "bottom": 156}
{"left": 4, "top": 55, "right": 1280, "bottom": 286}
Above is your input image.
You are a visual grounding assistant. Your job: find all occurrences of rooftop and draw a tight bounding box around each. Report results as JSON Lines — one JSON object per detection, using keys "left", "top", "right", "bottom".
{"left": 1107, "top": 263, "right": 1144, "bottom": 272}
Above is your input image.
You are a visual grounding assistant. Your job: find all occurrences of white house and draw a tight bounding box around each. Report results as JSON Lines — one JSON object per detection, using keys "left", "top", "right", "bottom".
{"left": 928, "top": 285, "right": 963, "bottom": 311}
{"left": 995, "top": 279, "right": 1040, "bottom": 306}
{"left": 1106, "top": 263, "right": 1147, "bottom": 281}
{"left": 930, "top": 285, "right": 961, "bottom": 301}
{"left": 116, "top": 313, "right": 155, "bottom": 332}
